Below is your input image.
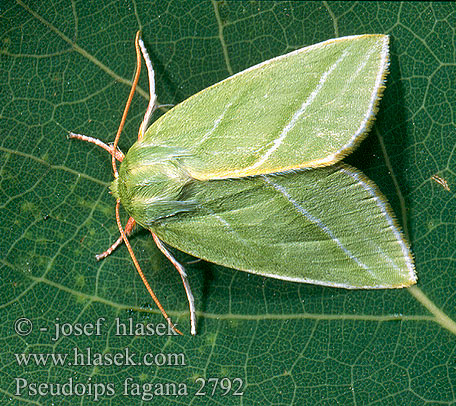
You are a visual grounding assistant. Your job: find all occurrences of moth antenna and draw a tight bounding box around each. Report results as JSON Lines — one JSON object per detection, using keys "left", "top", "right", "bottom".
{"left": 68, "top": 132, "right": 124, "bottom": 162}
{"left": 115, "top": 200, "right": 183, "bottom": 336}
{"left": 111, "top": 30, "right": 142, "bottom": 178}
{"left": 138, "top": 36, "right": 158, "bottom": 140}
{"left": 151, "top": 232, "right": 197, "bottom": 335}
{"left": 95, "top": 217, "right": 136, "bottom": 260}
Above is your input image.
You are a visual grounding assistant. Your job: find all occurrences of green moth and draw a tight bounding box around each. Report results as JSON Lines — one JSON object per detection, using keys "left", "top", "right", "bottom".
{"left": 71, "top": 33, "right": 416, "bottom": 335}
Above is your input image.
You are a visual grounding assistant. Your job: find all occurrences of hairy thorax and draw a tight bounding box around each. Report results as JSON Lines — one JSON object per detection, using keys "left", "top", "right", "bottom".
{"left": 110, "top": 142, "right": 195, "bottom": 227}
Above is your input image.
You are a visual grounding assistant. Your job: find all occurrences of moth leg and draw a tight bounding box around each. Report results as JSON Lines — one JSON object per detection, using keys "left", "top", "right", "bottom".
{"left": 151, "top": 232, "right": 197, "bottom": 335}
{"left": 96, "top": 217, "right": 136, "bottom": 260}
{"left": 137, "top": 36, "right": 158, "bottom": 140}
{"left": 68, "top": 132, "right": 125, "bottom": 162}
{"left": 115, "top": 201, "right": 182, "bottom": 336}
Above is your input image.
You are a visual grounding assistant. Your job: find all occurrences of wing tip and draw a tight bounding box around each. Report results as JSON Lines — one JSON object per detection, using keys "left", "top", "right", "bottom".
{"left": 336, "top": 163, "right": 416, "bottom": 287}
{"left": 319, "top": 33, "right": 390, "bottom": 167}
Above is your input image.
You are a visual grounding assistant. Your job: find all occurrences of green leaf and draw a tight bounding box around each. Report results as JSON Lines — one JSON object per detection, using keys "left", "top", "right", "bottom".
{"left": 1, "top": 1, "right": 455, "bottom": 405}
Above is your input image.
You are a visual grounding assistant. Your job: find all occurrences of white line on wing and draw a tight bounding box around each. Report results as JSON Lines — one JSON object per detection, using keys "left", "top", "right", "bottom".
{"left": 246, "top": 49, "right": 350, "bottom": 171}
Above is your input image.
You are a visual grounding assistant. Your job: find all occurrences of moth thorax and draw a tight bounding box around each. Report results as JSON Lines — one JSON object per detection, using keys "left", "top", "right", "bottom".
{"left": 110, "top": 143, "right": 194, "bottom": 226}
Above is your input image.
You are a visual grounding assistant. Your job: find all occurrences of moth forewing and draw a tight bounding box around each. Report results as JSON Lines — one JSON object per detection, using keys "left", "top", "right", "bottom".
{"left": 151, "top": 164, "right": 415, "bottom": 289}
{"left": 139, "top": 34, "right": 390, "bottom": 180}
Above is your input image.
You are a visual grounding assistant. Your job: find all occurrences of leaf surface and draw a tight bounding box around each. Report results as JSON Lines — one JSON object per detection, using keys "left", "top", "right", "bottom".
{"left": 1, "top": 2, "right": 455, "bottom": 405}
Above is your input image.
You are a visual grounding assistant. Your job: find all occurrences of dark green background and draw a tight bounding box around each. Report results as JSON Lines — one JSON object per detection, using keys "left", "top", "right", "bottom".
{"left": 1, "top": 1, "right": 455, "bottom": 405}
